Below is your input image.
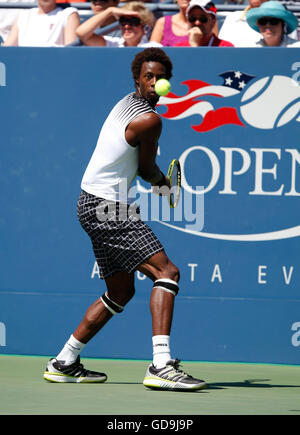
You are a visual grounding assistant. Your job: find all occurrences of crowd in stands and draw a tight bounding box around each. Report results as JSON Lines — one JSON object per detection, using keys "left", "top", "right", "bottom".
{"left": 0, "top": 0, "right": 300, "bottom": 47}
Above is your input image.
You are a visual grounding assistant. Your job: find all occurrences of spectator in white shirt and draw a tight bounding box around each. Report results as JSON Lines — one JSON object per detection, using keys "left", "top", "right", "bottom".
{"left": 3, "top": 0, "right": 80, "bottom": 46}
{"left": 0, "top": 0, "right": 35, "bottom": 43}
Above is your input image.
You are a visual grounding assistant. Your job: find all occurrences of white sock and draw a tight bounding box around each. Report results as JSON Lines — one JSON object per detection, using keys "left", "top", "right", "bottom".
{"left": 152, "top": 335, "right": 171, "bottom": 369}
{"left": 56, "top": 334, "right": 86, "bottom": 365}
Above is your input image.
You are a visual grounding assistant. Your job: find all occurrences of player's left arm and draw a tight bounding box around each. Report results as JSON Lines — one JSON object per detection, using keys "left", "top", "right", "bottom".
{"left": 126, "top": 112, "right": 168, "bottom": 186}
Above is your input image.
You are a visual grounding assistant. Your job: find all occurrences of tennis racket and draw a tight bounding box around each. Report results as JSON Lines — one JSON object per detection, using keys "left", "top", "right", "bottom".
{"left": 167, "top": 159, "right": 181, "bottom": 208}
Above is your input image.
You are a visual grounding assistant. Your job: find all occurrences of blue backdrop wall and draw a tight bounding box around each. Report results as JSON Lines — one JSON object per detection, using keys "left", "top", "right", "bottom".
{"left": 0, "top": 47, "right": 300, "bottom": 365}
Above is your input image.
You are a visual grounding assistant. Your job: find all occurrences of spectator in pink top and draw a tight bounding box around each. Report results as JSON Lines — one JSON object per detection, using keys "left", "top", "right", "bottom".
{"left": 150, "top": 0, "right": 191, "bottom": 46}
{"left": 176, "top": 0, "right": 234, "bottom": 46}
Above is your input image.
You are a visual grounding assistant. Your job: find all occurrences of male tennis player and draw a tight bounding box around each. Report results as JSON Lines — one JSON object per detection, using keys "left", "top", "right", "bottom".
{"left": 43, "top": 48, "right": 206, "bottom": 391}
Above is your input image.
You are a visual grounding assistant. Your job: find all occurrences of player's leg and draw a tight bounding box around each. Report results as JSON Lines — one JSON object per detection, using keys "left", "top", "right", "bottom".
{"left": 73, "top": 271, "right": 135, "bottom": 343}
{"left": 43, "top": 271, "right": 135, "bottom": 383}
{"left": 139, "top": 250, "right": 179, "bottom": 337}
{"left": 138, "top": 250, "right": 178, "bottom": 367}
{"left": 139, "top": 250, "right": 178, "bottom": 334}
{"left": 138, "top": 250, "right": 206, "bottom": 391}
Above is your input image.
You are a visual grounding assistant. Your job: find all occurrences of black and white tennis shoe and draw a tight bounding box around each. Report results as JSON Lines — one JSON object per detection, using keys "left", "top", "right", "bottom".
{"left": 143, "top": 358, "right": 206, "bottom": 391}
{"left": 43, "top": 357, "right": 107, "bottom": 383}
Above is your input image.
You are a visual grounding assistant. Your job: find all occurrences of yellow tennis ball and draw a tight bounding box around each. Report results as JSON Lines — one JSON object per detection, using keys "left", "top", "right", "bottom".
{"left": 155, "top": 79, "right": 171, "bottom": 96}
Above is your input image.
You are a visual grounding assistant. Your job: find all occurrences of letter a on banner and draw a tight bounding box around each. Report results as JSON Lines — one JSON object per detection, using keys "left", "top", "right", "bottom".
{"left": 211, "top": 264, "right": 222, "bottom": 283}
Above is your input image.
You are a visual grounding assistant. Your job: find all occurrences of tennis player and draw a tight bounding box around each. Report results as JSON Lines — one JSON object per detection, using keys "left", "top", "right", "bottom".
{"left": 43, "top": 48, "right": 206, "bottom": 391}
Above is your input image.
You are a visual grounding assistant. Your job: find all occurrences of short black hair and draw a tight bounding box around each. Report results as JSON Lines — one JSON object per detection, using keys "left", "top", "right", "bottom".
{"left": 131, "top": 48, "right": 173, "bottom": 82}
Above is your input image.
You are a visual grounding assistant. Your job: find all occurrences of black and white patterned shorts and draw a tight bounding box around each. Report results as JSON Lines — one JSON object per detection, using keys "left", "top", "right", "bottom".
{"left": 77, "top": 190, "right": 164, "bottom": 279}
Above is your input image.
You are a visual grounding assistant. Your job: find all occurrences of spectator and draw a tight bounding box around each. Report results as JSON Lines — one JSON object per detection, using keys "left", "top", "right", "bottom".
{"left": 2, "top": 0, "right": 80, "bottom": 46}
{"left": 222, "top": 0, "right": 244, "bottom": 4}
{"left": 150, "top": 0, "right": 191, "bottom": 46}
{"left": 150, "top": 0, "right": 218, "bottom": 46}
{"left": 90, "top": 0, "right": 119, "bottom": 26}
{"left": 280, "top": 1, "right": 300, "bottom": 37}
{"left": 218, "top": 0, "right": 295, "bottom": 47}
{"left": 0, "top": 0, "right": 35, "bottom": 43}
{"left": 219, "top": 0, "right": 277, "bottom": 47}
{"left": 246, "top": 0, "right": 300, "bottom": 45}
{"left": 76, "top": 1, "right": 162, "bottom": 46}
{"left": 69, "top": 0, "right": 121, "bottom": 46}
{"left": 175, "top": 0, "right": 234, "bottom": 46}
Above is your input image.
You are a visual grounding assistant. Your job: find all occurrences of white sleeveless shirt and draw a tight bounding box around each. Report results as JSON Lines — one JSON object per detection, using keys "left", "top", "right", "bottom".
{"left": 17, "top": 7, "right": 77, "bottom": 47}
{"left": 81, "top": 93, "right": 157, "bottom": 203}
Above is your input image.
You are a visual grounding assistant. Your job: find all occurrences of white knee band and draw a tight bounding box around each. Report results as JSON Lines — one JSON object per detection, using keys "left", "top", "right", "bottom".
{"left": 153, "top": 278, "right": 179, "bottom": 296}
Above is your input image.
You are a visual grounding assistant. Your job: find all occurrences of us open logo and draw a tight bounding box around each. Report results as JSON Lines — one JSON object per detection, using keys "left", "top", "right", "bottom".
{"left": 154, "top": 72, "right": 300, "bottom": 242}
{"left": 158, "top": 73, "right": 300, "bottom": 131}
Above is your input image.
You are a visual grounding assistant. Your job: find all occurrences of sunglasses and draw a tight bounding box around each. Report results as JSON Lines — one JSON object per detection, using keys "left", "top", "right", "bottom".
{"left": 119, "top": 16, "right": 142, "bottom": 27}
{"left": 188, "top": 15, "right": 209, "bottom": 24}
{"left": 257, "top": 17, "right": 282, "bottom": 26}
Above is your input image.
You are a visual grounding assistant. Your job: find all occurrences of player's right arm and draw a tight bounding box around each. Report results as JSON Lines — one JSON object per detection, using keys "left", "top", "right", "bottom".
{"left": 126, "top": 112, "right": 168, "bottom": 186}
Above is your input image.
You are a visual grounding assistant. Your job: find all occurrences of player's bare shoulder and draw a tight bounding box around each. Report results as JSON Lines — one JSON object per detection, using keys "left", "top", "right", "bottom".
{"left": 126, "top": 111, "right": 162, "bottom": 147}
{"left": 133, "top": 111, "right": 162, "bottom": 133}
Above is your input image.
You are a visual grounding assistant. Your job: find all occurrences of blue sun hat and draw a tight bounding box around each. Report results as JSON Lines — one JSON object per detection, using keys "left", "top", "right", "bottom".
{"left": 246, "top": 1, "right": 298, "bottom": 34}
